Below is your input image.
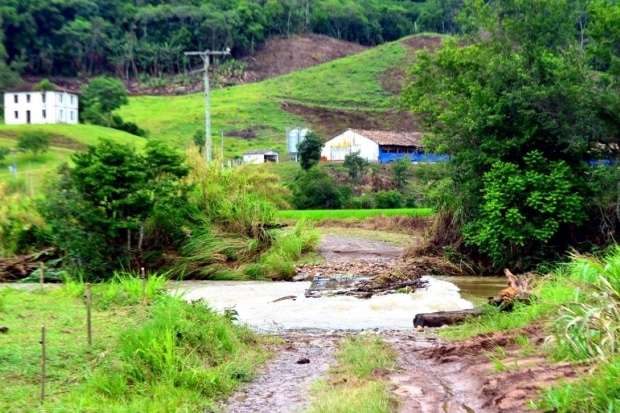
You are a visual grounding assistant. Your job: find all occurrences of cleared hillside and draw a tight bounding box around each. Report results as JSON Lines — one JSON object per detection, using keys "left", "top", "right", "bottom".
{"left": 119, "top": 34, "right": 445, "bottom": 158}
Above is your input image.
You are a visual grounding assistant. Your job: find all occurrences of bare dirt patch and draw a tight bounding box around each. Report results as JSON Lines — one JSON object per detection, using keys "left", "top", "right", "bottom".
{"left": 243, "top": 34, "right": 367, "bottom": 82}
{"left": 0, "top": 130, "right": 86, "bottom": 151}
{"left": 281, "top": 101, "right": 419, "bottom": 137}
{"left": 388, "top": 327, "right": 589, "bottom": 413}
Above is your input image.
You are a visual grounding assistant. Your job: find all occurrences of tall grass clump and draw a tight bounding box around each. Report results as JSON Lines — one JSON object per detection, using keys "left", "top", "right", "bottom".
{"left": 244, "top": 220, "right": 320, "bottom": 280}
{"left": 63, "top": 272, "right": 168, "bottom": 308}
{"left": 306, "top": 336, "right": 396, "bottom": 413}
{"left": 538, "top": 356, "right": 620, "bottom": 413}
{"left": 550, "top": 248, "right": 620, "bottom": 362}
{"left": 62, "top": 296, "right": 265, "bottom": 412}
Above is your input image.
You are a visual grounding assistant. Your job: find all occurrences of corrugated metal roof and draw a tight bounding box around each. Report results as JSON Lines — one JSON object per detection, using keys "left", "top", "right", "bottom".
{"left": 349, "top": 129, "right": 423, "bottom": 147}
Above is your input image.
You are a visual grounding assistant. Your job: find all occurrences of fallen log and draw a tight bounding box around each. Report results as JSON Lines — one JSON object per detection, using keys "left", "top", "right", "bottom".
{"left": 0, "top": 248, "right": 57, "bottom": 282}
{"left": 413, "top": 308, "right": 483, "bottom": 328}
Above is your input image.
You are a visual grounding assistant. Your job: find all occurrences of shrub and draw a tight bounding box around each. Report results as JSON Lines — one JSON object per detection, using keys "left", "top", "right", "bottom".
{"left": 17, "top": 131, "right": 51, "bottom": 155}
{"left": 245, "top": 220, "right": 320, "bottom": 280}
{"left": 343, "top": 152, "right": 368, "bottom": 182}
{"left": 374, "top": 190, "right": 403, "bottom": 209}
{"left": 41, "top": 140, "right": 191, "bottom": 279}
{"left": 292, "top": 167, "right": 350, "bottom": 209}
{"left": 0, "top": 185, "right": 46, "bottom": 256}
{"left": 0, "top": 147, "right": 9, "bottom": 163}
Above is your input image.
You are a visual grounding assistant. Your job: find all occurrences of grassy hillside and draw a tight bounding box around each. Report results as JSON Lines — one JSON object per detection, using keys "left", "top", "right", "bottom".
{"left": 0, "top": 125, "right": 147, "bottom": 190}
{"left": 119, "top": 36, "right": 435, "bottom": 157}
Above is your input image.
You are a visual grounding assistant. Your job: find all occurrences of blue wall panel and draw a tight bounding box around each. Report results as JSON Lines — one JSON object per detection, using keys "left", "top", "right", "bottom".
{"left": 378, "top": 147, "right": 449, "bottom": 164}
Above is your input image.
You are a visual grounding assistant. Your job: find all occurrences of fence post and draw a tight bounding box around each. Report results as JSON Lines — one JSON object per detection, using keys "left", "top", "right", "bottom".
{"left": 140, "top": 267, "right": 147, "bottom": 305}
{"left": 40, "top": 325, "right": 46, "bottom": 404}
{"left": 85, "top": 284, "right": 92, "bottom": 347}
{"left": 39, "top": 262, "right": 45, "bottom": 288}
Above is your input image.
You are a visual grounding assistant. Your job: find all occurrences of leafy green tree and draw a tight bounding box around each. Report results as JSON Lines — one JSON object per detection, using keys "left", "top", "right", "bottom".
{"left": 41, "top": 140, "right": 190, "bottom": 279}
{"left": 17, "top": 132, "right": 51, "bottom": 155}
{"left": 403, "top": 0, "right": 620, "bottom": 269}
{"left": 292, "top": 167, "right": 349, "bottom": 209}
{"left": 81, "top": 76, "right": 128, "bottom": 114}
{"left": 298, "top": 132, "right": 323, "bottom": 170}
{"left": 343, "top": 151, "right": 368, "bottom": 182}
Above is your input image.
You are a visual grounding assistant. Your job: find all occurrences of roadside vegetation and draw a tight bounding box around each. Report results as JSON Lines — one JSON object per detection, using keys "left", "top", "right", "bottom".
{"left": 0, "top": 279, "right": 267, "bottom": 412}
{"left": 307, "top": 336, "right": 397, "bottom": 413}
{"left": 442, "top": 247, "right": 620, "bottom": 412}
{"left": 405, "top": 0, "right": 620, "bottom": 272}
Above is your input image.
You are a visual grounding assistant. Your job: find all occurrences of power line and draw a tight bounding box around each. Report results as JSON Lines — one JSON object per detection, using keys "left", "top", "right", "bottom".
{"left": 184, "top": 48, "right": 231, "bottom": 162}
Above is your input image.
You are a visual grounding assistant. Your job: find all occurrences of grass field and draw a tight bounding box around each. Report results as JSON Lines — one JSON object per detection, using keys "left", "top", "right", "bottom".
{"left": 0, "top": 277, "right": 267, "bottom": 412}
{"left": 118, "top": 36, "right": 419, "bottom": 156}
{"left": 276, "top": 208, "right": 433, "bottom": 221}
{"left": 0, "top": 125, "right": 147, "bottom": 188}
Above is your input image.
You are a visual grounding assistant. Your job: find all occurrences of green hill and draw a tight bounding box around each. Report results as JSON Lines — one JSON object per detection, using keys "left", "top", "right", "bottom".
{"left": 119, "top": 35, "right": 443, "bottom": 158}
{"left": 0, "top": 124, "right": 146, "bottom": 190}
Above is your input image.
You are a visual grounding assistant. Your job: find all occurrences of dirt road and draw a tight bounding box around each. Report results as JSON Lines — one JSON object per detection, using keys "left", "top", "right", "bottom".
{"left": 220, "top": 234, "right": 557, "bottom": 413}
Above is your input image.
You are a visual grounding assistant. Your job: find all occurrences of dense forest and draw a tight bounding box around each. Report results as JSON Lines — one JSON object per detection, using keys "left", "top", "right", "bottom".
{"left": 0, "top": 0, "right": 460, "bottom": 79}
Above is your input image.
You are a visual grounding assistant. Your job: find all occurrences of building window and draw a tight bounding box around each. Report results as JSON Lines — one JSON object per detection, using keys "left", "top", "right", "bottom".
{"left": 42, "top": 109, "right": 46, "bottom": 119}
{"left": 14, "top": 95, "right": 18, "bottom": 103}
{"left": 60, "top": 109, "right": 63, "bottom": 120}
{"left": 14, "top": 111, "right": 18, "bottom": 119}
{"left": 42, "top": 93, "right": 46, "bottom": 103}
{"left": 71, "top": 95, "right": 74, "bottom": 105}
{"left": 26, "top": 94, "right": 30, "bottom": 103}
{"left": 60, "top": 94, "right": 63, "bottom": 103}
{"left": 70, "top": 111, "right": 74, "bottom": 121}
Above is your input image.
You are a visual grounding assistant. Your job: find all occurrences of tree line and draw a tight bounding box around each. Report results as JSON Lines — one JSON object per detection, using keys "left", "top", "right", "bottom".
{"left": 0, "top": 0, "right": 462, "bottom": 80}
{"left": 404, "top": 0, "right": 620, "bottom": 271}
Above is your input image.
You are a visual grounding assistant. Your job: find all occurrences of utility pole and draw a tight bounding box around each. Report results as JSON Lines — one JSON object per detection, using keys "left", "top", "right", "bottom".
{"left": 184, "top": 48, "right": 231, "bottom": 162}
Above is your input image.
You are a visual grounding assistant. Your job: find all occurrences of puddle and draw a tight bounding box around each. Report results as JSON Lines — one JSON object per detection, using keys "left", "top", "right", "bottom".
{"left": 171, "top": 276, "right": 473, "bottom": 331}
{"left": 435, "top": 276, "right": 506, "bottom": 305}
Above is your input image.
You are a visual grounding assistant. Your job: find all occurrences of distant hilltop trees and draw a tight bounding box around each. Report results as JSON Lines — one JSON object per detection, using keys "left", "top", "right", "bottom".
{"left": 0, "top": 0, "right": 462, "bottom": 79}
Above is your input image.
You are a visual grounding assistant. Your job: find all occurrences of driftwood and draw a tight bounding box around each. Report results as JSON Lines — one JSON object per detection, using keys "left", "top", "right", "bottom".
{"left": 413, "top": 309, "right": 483, "bottom": 327}
{"left": 489, "top": 269, "right": 533, "bottom": 310}
{"left": 334, "top": 279, "right": 426, "bottom": 299}
{"left": 0, "top": 249, "right": 57, "bottom": 282}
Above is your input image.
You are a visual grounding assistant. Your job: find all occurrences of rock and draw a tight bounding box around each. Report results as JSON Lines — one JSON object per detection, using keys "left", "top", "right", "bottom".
{"left": 296, "top": 357, "right": 310, "bottom": 365}
{"left": 0, "top": 326, "right": 8, "bottom": 334}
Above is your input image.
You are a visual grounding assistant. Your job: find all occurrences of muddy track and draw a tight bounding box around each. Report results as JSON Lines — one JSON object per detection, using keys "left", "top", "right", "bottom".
{"left": 223, "top": 333, "right": 340, "bottom": 413}
{"left": 387, "top": 334, "right": 491, "bottom": 413}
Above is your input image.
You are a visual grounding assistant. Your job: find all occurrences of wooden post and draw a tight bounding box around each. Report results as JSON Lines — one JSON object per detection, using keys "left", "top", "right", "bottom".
{"left": 85, "top": 284, "right": 92, "bottom": 347}
{"left": 39, "top": 262, "right": 45, "bottom": 288}
{"left": 141, "top": 267, "right": 147, "bottom": 305}
{"left": 40, "top": 325, "right": 46, "bottom": 404}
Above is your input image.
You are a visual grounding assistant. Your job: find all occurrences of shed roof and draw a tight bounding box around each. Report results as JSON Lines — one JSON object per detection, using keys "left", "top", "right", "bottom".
{"left": 349, "top": 129, "right": 423, "bottom": 147}
{"left": 243, "top": 149, "right": 279, "bottom": 156}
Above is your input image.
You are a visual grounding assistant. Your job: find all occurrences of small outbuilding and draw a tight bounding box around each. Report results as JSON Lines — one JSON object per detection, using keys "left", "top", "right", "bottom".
{"left": 4, "top": 90, "right": 79, "bottom": 125}
{"left": 242, "top": 150, "right": 279, "bottom": 164}
{"left": 321, "top": 129, "right": 447, "bottom": 164}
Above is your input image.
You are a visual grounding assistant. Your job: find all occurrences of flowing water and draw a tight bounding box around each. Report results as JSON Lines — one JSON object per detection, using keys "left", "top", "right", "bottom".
{"left": 171, "top": 276, "right": 475, "bottom": 331}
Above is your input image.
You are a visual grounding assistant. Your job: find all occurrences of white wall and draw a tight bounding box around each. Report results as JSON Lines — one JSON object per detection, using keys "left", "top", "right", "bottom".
{"left": 321, "top": 130, "right": 379, "bottom": 162}
{"left": 243, "top": 154, "right": 266, "bottom": 164}
{"left": 4, "top": 91, "right": 79, "bottom": 125}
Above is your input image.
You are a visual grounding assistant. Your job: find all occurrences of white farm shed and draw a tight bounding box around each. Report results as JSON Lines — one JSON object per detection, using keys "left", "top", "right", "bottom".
{"left": 321, "top": 129, "right": 422, "bottom": 163}
{"left": 4, "top": 91, "right": 79, "bottom": 125}
{"left": 242, "top": 150, "right": 279, "bottom": 164}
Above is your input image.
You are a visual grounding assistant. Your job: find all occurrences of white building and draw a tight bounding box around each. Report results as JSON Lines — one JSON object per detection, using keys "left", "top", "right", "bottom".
{"left": 321, "top": 129, "right": 423, "bottom": 163}
{"left": 242, "top": 150, "right": 279, "bottom": 164}
{"left": 3, "top": 91, "right": 79, "bottom": 125}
